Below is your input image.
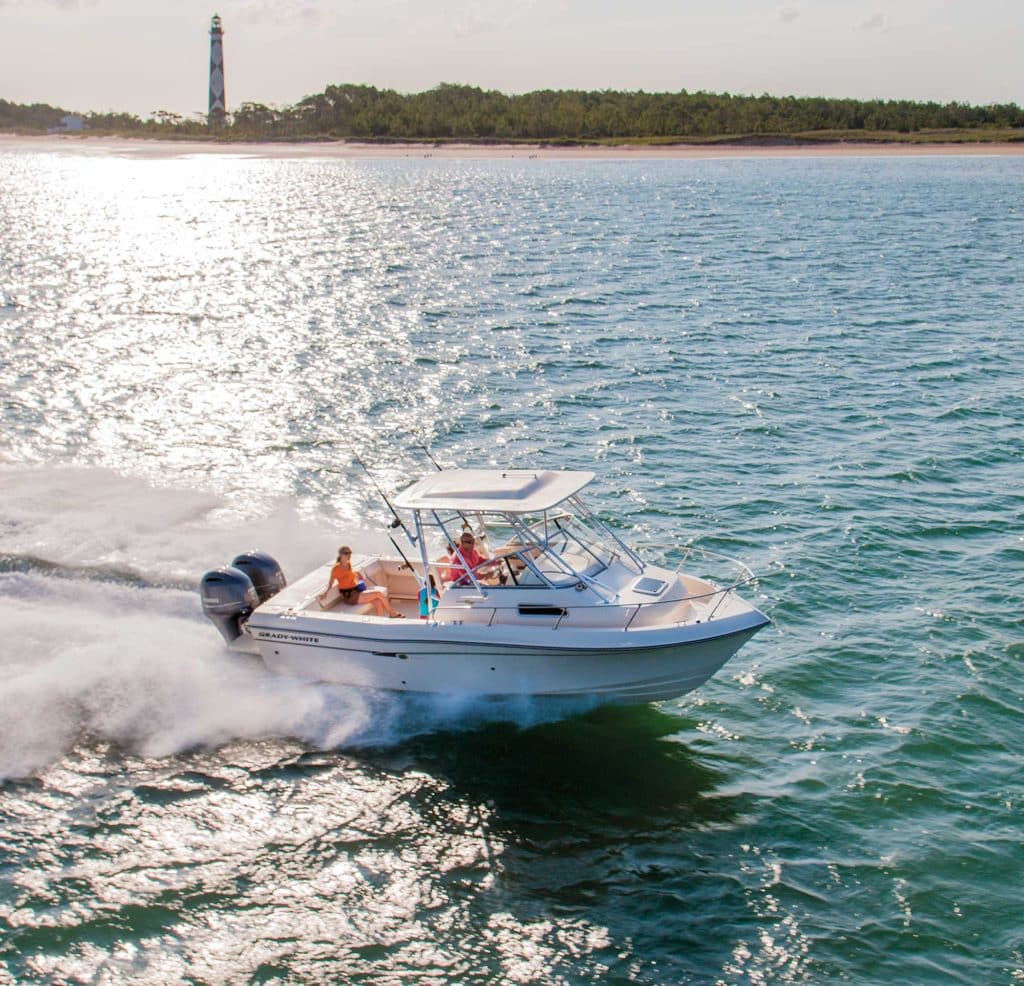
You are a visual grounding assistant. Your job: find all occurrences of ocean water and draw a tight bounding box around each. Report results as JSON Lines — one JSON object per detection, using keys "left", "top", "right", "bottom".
{"left": 0, "top": 144, "right": 1022, "bottom": 983}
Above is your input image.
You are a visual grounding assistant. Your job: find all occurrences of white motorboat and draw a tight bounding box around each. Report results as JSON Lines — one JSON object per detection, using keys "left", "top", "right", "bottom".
{"left": 201, "top": 469, "right": 769, "bottom": 704}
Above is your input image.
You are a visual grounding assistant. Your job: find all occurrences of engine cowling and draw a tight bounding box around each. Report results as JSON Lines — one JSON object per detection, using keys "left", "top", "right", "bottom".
{"left": 231, "top": 550, "right": 286, "bottom": 603}
{"left": 201, "top": 565, "right": 259, "bottom": 643}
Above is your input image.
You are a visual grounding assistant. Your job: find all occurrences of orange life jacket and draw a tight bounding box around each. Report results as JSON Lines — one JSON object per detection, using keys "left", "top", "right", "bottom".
{"left": 331, "top": 563, "right": 360, "bottom": 591}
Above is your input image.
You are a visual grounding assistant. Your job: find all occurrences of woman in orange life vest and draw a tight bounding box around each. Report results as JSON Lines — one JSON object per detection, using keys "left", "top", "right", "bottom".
{"left": 318, "top": 546, "right": 402, "bottom": 618}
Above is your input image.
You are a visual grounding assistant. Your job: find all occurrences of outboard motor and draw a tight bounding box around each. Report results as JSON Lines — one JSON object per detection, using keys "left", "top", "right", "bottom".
{"left": 231, "top": 550, "right": 287, "bottom": 603}
{"left": 201, "top": 566, "right": 259, "bottom": 643}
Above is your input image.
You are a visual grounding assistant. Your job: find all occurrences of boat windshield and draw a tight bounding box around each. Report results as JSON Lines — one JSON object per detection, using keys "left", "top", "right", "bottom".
{"left": 414, "top": 497, "right": 642, "bottom": 592}
{"left": 509, "top": 513, "right": 612, "bottom": 583}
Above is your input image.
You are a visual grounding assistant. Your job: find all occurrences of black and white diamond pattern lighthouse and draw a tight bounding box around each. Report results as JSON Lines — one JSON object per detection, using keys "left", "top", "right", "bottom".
{"left": 208, "top": 14, "right": 226, "bottom": 127}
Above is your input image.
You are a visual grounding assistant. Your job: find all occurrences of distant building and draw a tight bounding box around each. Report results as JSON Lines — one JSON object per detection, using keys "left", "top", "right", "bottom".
{"left": 208, "top": 14, "right": 226, "bottom": 127}
{"left": 47, "top": 114, "right": 84, "bottom": 134}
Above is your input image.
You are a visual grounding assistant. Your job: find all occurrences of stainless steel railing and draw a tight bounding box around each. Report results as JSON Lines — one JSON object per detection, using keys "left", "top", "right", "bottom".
{"left": 434, "top": 545, "right": 761, "bottom": 631}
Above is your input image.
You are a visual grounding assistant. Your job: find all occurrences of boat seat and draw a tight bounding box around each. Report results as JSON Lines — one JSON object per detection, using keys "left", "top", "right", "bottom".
{"left": 318, "top": 585, "right": 390, "bottom": 615}
{"left": 349, "top": 602, "right": 381, "bottom": 616}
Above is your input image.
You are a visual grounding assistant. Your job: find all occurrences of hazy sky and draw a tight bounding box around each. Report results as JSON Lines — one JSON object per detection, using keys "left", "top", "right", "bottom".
{"left": 1, "top": 0, "right": 1021, "bottom": 117}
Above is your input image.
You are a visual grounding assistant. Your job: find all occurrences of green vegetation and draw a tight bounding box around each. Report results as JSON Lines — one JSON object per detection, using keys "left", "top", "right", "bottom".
{"left": 3, "top": 85, "right": 1023, "bottom": 143}
{"left": 0, "top": 99, "right": 208, "bottom": 136}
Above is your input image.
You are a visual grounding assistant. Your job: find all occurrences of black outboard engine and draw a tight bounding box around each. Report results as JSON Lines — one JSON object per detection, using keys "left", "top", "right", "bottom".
{"left": 231, "top": 550, "right": 287, "bottom": 603}
{"left": 201, "top": 566, "right": 259, "bottom": 643}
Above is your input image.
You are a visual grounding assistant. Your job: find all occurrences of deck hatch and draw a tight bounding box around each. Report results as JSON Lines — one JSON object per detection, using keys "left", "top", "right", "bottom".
{"left": 633, "top": 577, "right": 668, "bottom": 596}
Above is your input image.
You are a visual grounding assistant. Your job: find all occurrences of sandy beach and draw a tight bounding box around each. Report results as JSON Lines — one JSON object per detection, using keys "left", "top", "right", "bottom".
{"left": 2, "top": 133, "right": 1023, "bottom": 160}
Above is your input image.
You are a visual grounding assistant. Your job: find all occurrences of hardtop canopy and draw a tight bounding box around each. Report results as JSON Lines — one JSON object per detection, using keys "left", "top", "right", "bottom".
{"left": 394, "top": 469, "right": 595, "bottom": 514}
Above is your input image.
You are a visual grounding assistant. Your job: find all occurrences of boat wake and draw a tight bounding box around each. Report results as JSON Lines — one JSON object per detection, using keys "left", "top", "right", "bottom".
{"left": 0, "top": 466, "right": 607, "bottom": 781}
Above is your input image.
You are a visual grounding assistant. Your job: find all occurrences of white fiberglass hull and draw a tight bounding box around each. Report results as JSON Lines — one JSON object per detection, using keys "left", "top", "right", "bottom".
{"left": 244, "top": 610, "right": 768, "bottom": 704}
{"left": 202, "top": 468, "right": 773, "bottom": 707}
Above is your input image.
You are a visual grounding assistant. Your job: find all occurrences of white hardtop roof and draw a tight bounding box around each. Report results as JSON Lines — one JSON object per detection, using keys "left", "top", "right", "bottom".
{"left": 394, "top": 469, "right": 595, "bottom": 514}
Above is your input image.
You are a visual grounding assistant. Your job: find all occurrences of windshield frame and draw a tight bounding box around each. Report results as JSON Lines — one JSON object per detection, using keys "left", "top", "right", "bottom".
{"left": 410, "top": 494, "right": 645, "bottom": 598}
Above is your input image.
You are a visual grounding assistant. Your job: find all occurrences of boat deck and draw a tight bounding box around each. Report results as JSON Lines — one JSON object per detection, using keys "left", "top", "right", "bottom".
{"left": 254, "top": 553, "right": 750, "bottom": 633}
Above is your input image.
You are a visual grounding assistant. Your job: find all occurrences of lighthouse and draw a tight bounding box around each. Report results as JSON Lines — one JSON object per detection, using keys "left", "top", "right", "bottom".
{"left": 208, "top": 14, "right": 226, "bottom": 127}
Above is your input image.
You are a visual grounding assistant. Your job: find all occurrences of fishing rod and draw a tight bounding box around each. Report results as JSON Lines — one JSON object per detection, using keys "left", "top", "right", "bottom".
{"left": 419, "top": 445, "right": 444, "bottom": 473}
{"left": 352, "top": 452, "right": 416, "bottom": 544}
{"left": 312, "top": 449, "right": 419, "bottom": 573}
{"left": 386, "top": 532, "right": 416, "bottom": 572}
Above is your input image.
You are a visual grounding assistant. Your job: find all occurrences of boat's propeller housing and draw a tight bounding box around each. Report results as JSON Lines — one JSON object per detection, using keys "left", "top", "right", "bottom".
{"left": 201, "top": 552, "right": 286, "bottom": 642}
{"left": 200, "top": 565, "right": 261, "bottom": 643}
{"left": 231, "top": 550, "right": 287, "bottom": 603}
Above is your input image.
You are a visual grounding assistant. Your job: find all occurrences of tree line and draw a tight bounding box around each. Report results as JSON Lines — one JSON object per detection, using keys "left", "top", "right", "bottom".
{"left": 4, "top": 85, "right": 1023, "bottom": 141}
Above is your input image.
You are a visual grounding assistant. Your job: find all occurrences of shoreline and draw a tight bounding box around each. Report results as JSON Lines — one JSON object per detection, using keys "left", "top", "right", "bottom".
{"left": 2, "top": 133, "right": 1023, "bottom": 160}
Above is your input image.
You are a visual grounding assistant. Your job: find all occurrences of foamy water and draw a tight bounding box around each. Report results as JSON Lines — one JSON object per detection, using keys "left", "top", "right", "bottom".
{"left": 0, "top": 466, "right": 592, "bottom": 781}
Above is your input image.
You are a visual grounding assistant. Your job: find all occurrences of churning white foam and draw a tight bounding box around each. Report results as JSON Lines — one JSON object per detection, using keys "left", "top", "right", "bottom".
{"left": 0, "top": 465, "right": 575, "bottom": 780}
{"left": 0, "top": 464, "right": 333, "bottom": 586}
{"left": 0, "top": 569, "right": 390, "bottom": 780}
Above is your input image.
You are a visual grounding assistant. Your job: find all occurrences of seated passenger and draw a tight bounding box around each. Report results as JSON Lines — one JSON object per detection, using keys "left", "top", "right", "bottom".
{"left": 446, "top": 533, "right": 492, "bottom": 586}
{"left": 318, "top": 546, "right": 402, "bottom": 618}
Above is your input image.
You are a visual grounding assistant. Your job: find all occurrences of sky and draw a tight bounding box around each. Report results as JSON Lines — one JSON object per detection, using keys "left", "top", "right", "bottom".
{"left": 0, "top": 0, "right": 1021, "bottom": 117}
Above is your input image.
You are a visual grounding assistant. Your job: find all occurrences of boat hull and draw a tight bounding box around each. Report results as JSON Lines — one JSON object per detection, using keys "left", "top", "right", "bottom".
{"left": 246, "top": 611, "right": 768, "bottom": 704}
